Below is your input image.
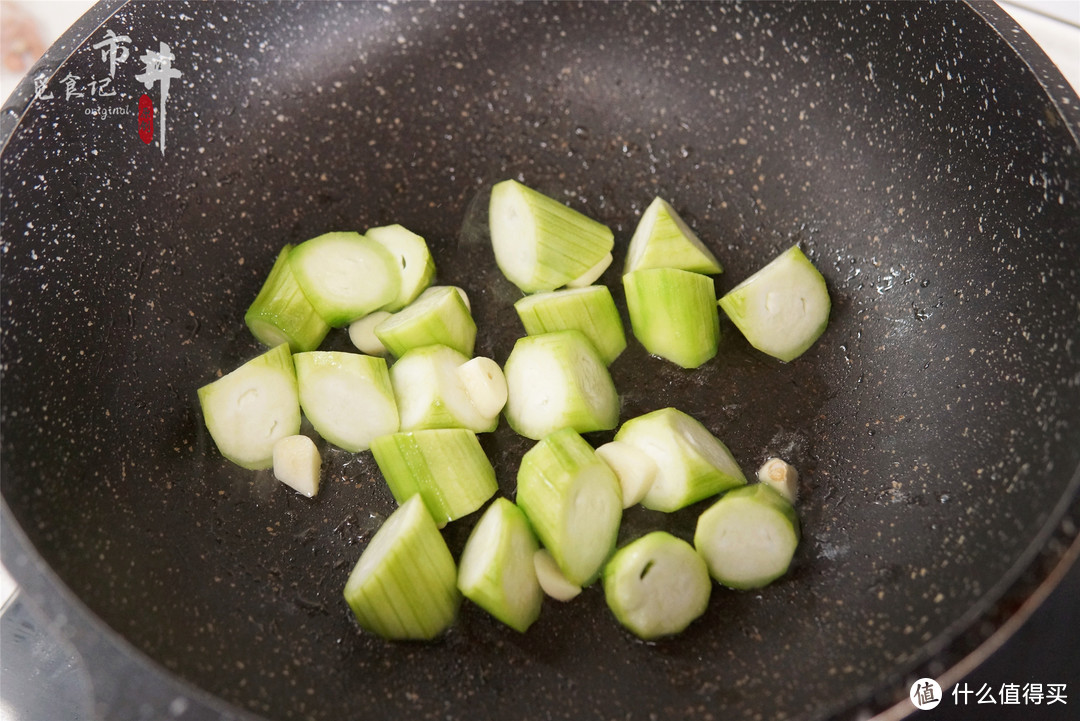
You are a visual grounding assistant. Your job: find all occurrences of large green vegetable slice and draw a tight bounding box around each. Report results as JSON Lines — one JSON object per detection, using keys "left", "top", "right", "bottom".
{"left": 625, "top": 197, "right": 723, "bottom": 275}
{"left": 513, "top": 285, "right": 627, "bottom": 366}
{"left": 197, "top": 343, "right": 301, "bottom": 470}
{"left": 343, "top": 495, "right": 460, "bottom": 640}
{"left": 389, "top": 345, "right": 502, "bottom": 433}
{"left": 293, "top": 351, "right": 398, "bottom": 452}
{"left": 244, "top": 244, "right": 330, "bottom": 352}
{"left": 718, "top": 245, "right": 830, "bottom": 362}
{"left": 516, "top": 428, "right": 623, "bottom": 586}
{"left": 623, "top": 267, "right": 720, "bottom": 369}
{"left": 375, "top": 285, "right": 476, "bottom": 358}
{"left": 365, "top": 224, "right": 437, "bottom": 312}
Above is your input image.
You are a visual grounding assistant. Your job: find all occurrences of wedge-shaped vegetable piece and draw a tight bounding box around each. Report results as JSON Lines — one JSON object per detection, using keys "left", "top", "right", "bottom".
{"left": 514, "top": 286, "right": 627, "bottom": 366}
{"left": 503, "top": 330, "right": 619, "bottom": 441}
{"left": 625, "top": 197, "right": 723, "bottom": 275}
{"left": 602, "top": 531, "right": 711, "bottom": 640}
{"left": 347, "top": 311, "right": 392, "bottom": 356}
{"left": 375, "top": 285, "right": 476, "bottom": 358}
{"left": 595, "top": 440, "right": 657, "bottom": 508}
{"left": 365, "top": 224, "right": 436, "bottom": 312}
{"left": 272, "top": 435, "right": 321, "bottom": 497}
{"left": 457, "top": 498, "right": 543, "bottom": 632}
{"left": 718, "top": 245, "right": 830, "bottom": 362}
{"left": 390, "top": 345, "right": 501, "bottom": 433}
{"left": 293, "top": 351, "right": 398, "bottom": 452}
{"left": 288, "top": 231, "right": 400, "bottom": 327}
{"left": 245, "top": 244, "right": 331, "bottom": 352}
{"left": 623, "top": 267, "right": 719, "bottom": 369}
{"left": 343, "top": 495, "right": 460, "bottom": 640}
{"left": 694, "top": 484, "right": 800, "bottom": 590}
{"left": 565, "top": 252, "right": 613, "bottom": 288}
{"left": 489, "top": 179, "right": 614, "bottom": 293}
{"left": 370, "top": 429, "right": 498, "bottom": 527}
{"left": 198, "top": 343, "right": 301, "bottom": 470}
{"left": 533, "top": 549, "right": 582, "bottom": 601}
{"left": 516, "top": 428, "right": 622, "bottom": 586}
{"left": 614, "top": 408, "right": 746, "bottom": 512}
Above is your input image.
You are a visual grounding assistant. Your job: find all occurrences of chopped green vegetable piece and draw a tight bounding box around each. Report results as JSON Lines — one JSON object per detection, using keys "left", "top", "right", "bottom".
{"left": 516, "top": 428, "right": 622, "bottom": 586}
{"left": 614, "top": 407, "right": 746, "bottom": 512}
{"left": 348, "top": 311, "right": 392, "bottom": 356}
{"left": 375, "top": 285, "right": 476, "bottom": 358}
{"left": 533, "top": 548, "right": 582, "bottom": 601}
{"left": 625, "top": 196, "right": 723, "bottom": 275}
{"left": 389, "top": 345, "right": 500, "bottom": 433}
{"left": 623, "top": 267, "right": 720, "bottom": 369}
{"left": 370, "top": 429, "right": 498, "bottom": 528}
{"left": 718, "top": 245, "right": 830, "bottom": 362}
{"left": 514, "top": 285, "right": 627, "bottom": 366}
{"left": 365, "top": 224, "right": 437, "bottom": 312}
{"left": 272, "top": 434, "right": 321, "bottom": 497}
{"left": 293, "top": 351, "right": 398, "bottom": 452}
{"left": 602, "top": 531, "right": 711, "bottom": 640}
{"left": 595, "top": 440, "right": 657, "bottom": 508}
{"left": 287, "top": 231, "right": 401, "bottom": 327}
{"left": 197, "top": 343, "right": 301, "bottom": 470}
{"left": 244, "top": 244, "right": 331, "bottom": 352}
{"left": 343, "top": 495, "right": 461, "bottom": 640}
{"left": 694, "top": 484, "right": 800, "bottom": 590}
{"left": 457, "top": 498, "right": 543, "bottom": 632}
{"left": 489, "top": 179, "right": 614, "bottom": 293}
{"left": 503, "top": 329, "right": 620, "bottom": 441}
{"left": 565, "top": 252, "right": 613, "bottom": 288}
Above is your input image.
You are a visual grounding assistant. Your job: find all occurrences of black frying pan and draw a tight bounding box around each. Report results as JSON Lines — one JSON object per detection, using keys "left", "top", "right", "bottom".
{"left": 2, "top": 2, "right": 1078, "bottom": 720}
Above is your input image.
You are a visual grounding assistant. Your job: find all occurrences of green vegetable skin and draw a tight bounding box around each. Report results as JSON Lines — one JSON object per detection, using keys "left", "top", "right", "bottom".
{"left": 516, "top": 428, "right": 623, "bottom": 586}
{"left": 694, "top": 484, "right": 800, "bottom": 590}
{"left": 623, "top": 267, "right": 720, "bottom": 369}
{"left": 343, "top": 495, "right": 461, "bottom": 640}
{"left": 244, "top": 244, "right": 331, "bottom": 352}
{"left": 614, "top": 407, "right": 746, "bottom": 512}
{"left": 489, "top": 179, "right": 614, "bottom": 293}
{"left": 293, "top": 351, "right": 399, "bottom": 452}
{"left": 602, "top": 531, "right": 712, "bottom": 640}
{"left": 513, "top": 285, "right": 627, "bottom": 366}
{"left": 718, "top": 245, "right": 830, "bottom": 362}
{"left": 457, "top": 498, "right": 543, "bottom": 632}
{"left": 197, "top": 343, "right": 301, "bottom": 470}
{"left": 625, "top": 196, "right": 723, "bottom": 275}
{"left": 375, "top": 285, "right": 477, "bottom": 358}
{"left": 389, "top": 344, "right": 501, "bottom": 433}
{"left": 370, "top": 429, "right": 498, "bottom": 528}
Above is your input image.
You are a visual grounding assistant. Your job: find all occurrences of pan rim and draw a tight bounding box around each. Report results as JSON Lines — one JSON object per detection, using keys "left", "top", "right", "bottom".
{"left": 1, "top": 2, "right": 1078, "bottom": 720}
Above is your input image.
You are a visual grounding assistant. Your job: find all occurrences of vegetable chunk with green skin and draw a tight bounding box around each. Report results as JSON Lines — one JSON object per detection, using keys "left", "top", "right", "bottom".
{"left": 514, "top": 285, "right": 627, "bottom": 366}
{"left": 516, "top": 428, "right": 623, "bottom": 586}
{"left": 489, "top": 179, "right": 614, "bottom": 293}
{"left": 389, "top": 345, "right": 501, "bottom": 433}
{"left": 614, "top": 407, "right": 746, "bottom": 512}
{"left": 625, "top": 197, "right": 723, "bottom": 275}
{"left": 287, "top": 231, "right": 401, "bottom": 327}
{"left": 375, "top": 285, "right": 477, "bottom": 358}
{"left": 343, "top": 495, "right": 461, "bottom": 640}
{"left": 503, "top": 330, "right": 620, "bottom": 440}
{"left": 365, "top": 224, "right": 437, "bottom": 312}
{"left": 623, "top": 267, "right": 720, "bottom": 369}
{"left": 244, "top": 244, "right": 331, "bottom": 352}
{"left": 694, "top": 484, "right": 800, "bottom": 590}
{"left": 198, "top": 343, "right": 301, "bottom": 470}
{"left": 293, "top": 351, "right": 398, "bottom": 452}
{"left": 370, "top": 429, "right": 498, "bottom": 528}
{"left": 603, "top": 531, "right": 712, "bottom": 640}
{"left": 457, "top": 498, "right": 543, "bottom": 632}
{"left": 718, "top": 245, "right": 830, "bottom": 362}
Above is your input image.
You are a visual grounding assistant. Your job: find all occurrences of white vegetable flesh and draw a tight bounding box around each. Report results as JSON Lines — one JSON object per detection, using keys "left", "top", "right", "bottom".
{"left": 757, "top": 457, "right": 799, "bottom": 504}
{"left": 365, "top": 224, "right": 436, "bottom": 312}
{"left": 595, "top": 440, "right": 658, "bottom": 508}
{"left": 272, "top": 435, "right": 321, "bottom": 497}
{"left": 197, "top": 343, "right": 301, "bottom": 470}
{"left": 390, "top": 344, "right": 499, "bottom": 433}
{"left": 455, "top": 356, "right": 508, "bottom": 419}
{"left": 718, "top": 245, "right": 830, "bottom": 362}
{"left": 533, "top": 549, "right": 582, "bottom": 601}
{"left": 293, "top": 351, "right": 398, "bottom": 452}
{"left": 347, "top": 311, "right": 392, "bottom": 356}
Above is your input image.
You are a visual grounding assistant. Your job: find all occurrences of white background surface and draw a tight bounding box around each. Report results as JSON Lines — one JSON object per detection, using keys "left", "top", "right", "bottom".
{"left": 0, "top": 0, "right": 1078, "bottom": 624}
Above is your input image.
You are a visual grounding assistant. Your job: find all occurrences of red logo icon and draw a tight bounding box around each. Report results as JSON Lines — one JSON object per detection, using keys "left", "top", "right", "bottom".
{"left": 137, "top": 93, "right": 153, "bottom": 144}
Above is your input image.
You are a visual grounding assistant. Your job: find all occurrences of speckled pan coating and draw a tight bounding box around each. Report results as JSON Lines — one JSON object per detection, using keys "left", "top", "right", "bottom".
{"left": 1, "top": 2, "right": 1078, "bottom": 721}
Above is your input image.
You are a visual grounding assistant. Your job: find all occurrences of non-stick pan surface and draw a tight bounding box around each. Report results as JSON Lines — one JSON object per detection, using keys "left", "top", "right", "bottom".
{"left": 2, "top": 2, "right": 1078, "bottom": 720}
